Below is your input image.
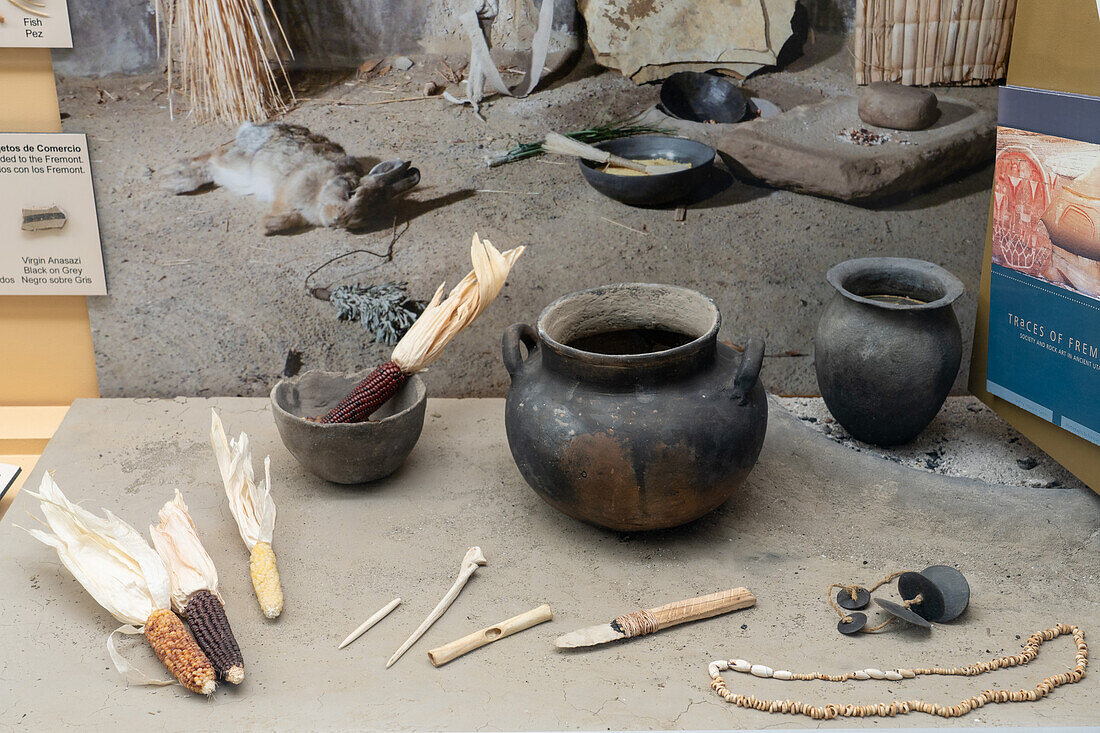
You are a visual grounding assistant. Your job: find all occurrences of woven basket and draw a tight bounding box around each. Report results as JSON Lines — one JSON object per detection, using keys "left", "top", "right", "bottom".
{"left": 854, "top": 0, "right": 1017, "bottom": 86}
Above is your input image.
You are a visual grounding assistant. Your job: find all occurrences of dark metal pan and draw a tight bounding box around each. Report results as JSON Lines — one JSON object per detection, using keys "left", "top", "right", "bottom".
{"left": 660, "top": 72, "right": 748, "bottom": 124}
{"left": 577, "top": 135, "right": 716, "bottom": 207}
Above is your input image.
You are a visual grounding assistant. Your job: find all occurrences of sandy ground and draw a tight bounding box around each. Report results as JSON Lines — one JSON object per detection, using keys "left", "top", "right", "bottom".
{"left": 58, "top": 34, "right": 997, "bottom": 400}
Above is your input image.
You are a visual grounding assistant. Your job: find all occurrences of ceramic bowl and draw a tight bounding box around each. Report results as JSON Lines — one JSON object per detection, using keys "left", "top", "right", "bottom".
{"left": 578, "top": 135, "right": 716, "bottom": 207}
{"left": 659, "top": 71, "right": 748, "bottom": 123}
{"left": 271, "top": 369, "right": 426, "bottom": 484}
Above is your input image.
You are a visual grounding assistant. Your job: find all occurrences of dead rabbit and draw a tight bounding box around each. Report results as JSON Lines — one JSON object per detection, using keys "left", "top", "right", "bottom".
{"left": 161, "top": 122, "right": 420, "bottom": 235}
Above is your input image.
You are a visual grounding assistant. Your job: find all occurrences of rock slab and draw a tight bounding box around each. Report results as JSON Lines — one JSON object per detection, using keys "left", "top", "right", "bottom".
{"left": 859, "top": 82, "right": 939, "bottom": 131}
{"left": 578, "top": 0, "right": 797, "bottom": 82}
{"left": 718, "top": 96, "right": 995, "bottom": 204}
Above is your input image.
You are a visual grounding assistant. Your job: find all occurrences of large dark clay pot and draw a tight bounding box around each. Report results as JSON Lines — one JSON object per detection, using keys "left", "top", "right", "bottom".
{"left": 814, "top": 258, "right": 964, "bottom": 446}
{"left": 502, "top": 283, "right": 768, "bottom": 531}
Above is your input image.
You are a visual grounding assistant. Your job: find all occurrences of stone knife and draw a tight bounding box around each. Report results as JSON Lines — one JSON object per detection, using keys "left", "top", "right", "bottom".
{"left": 554, "top": 587, "right": 756, "bottom": 648}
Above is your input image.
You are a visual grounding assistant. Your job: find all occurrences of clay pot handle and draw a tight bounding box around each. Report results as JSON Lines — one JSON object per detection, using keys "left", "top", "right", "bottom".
{"left": 729, "top": 337, "right": 765, "bottom": 405}
{"left": 502, "top": 323, "right": 539, "bottom": 377}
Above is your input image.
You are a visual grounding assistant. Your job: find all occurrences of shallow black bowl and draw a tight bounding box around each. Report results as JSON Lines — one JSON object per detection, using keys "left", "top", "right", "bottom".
{"left": 660, "top": 71, "right": 748, "bottom": 123}
{"left": 578, "top": 135, "right": 716, "bottom": 207}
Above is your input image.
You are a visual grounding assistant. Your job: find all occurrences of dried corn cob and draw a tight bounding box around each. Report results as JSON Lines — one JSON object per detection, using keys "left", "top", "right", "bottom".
{"left": 211, "top": 410, "right": 283, "bottom": 618}
{"left": 144, "top": 608, "right": 218, "bottom": 694}
{"left": 249, "top": 540, "right": 284, "bottom": 618}
{"left": 20, "top": 474, "right": 216, "bottom": 695}
{"left": 151, "top": 490, "right": 245, "bottom": 683}
{"left": 319, "top": 360, "right": 407, "bottom": 424}
{"left": 319, "top": 234, "right": 525, "bottom": 423}
{"left": 182, "top": 589, "right": 245, "bottom": 684}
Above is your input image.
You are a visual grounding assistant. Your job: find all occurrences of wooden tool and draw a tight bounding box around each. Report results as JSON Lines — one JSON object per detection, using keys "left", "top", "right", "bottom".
{"left": 428, "top": 603, "right": 552, "bottom": 667}
{"left": 339, "top": 597, "right": 401, "bottom": 649}
{"left": 387, "top": 546, "right": 486, "bottom": 667}
{"left": 542, "top": 132, "right": 651, "bottom": 174}
{"left": 554, "top": 587, "right": 755, "bottom": 648}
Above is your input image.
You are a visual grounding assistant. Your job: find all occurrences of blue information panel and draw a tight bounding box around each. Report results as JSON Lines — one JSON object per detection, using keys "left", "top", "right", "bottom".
{"left": 987, "top": 86, "right": 1100, "bottom": 446}
{"left": 988, "top": 264, "right": 1100, "bottom": 444}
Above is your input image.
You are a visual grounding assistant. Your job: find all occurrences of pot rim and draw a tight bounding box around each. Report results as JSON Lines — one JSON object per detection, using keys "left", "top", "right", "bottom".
{"left": 270, "top": 369, "right": 426, "bottom": 429}
{"left": 579, "top": 135, "right": 718, "bottom": 170}
{"left": 826, "top": 257, "right": 964, "bottom": 311}
{"left": 535, "top": 282, "right": 720, "bottom": 368}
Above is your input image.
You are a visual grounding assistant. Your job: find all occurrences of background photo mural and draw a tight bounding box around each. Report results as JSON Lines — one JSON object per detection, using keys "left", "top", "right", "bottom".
{"left": 987, "top": 85, "right": 1100, "bottom": 446}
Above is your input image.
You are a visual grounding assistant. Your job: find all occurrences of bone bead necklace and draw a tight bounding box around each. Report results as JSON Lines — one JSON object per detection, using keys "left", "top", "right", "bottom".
{"left": 708, "top": 623, "right": 1087, "bottom": 720}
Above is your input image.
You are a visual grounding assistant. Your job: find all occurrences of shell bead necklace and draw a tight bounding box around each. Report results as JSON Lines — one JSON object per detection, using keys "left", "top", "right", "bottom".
{"left": 708, "top": 623, "right": 1087, "bottom": 720}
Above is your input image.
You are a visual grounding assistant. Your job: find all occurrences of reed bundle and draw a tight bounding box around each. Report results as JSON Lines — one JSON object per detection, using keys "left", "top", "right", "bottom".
{"left": 155, "top": 0, "right": 294, "bottom": 123}
{"left": 853, "top": 0, "right": 1016, "bottom": 86}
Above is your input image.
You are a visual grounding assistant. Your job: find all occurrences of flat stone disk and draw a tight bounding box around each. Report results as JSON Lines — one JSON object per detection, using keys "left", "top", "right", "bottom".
{"left": 875, "top": 597, "right": 933, "bottom": 629}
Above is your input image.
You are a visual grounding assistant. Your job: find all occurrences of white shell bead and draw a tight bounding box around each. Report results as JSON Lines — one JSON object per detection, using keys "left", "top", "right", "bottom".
{"left": 885, "top": 670, "right": 903, "bottom": 681}
{"left": 900, "top": 669, "right": 916, "bottom": 678}
{"left": 750, "top": 664, "right": 773, "bottom": 678}
{"left": 731, "top": 659, "right": 752, "bottom": 672}
{"left": 866, "top": 668, "right": 886, "bottom": 679}
{"left": 708, "top": 663, "right": 721, "bottom": 678}
{"left": 773, "top": 670, "right": 793, "bottom": 680}
{"left": 853, "top": 670, "right": 871, "bottom": 680}
{"left": 715, "top": 660, "right": 729, "bottom": 671}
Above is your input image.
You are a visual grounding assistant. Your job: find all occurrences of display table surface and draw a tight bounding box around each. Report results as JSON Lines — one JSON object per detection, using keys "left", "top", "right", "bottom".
{"left": 2, "top": 397, "right": 1098, "bottom": 731}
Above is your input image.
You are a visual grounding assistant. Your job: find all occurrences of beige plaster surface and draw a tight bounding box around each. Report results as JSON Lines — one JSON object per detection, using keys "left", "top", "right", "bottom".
{"left": 1, "top": 396, "right": 1098, "bottom": 730}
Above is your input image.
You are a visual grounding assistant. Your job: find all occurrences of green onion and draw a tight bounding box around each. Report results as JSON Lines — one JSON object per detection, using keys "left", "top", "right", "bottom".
{"left": 486, "top": 122, "right": 673, "bottom": 167}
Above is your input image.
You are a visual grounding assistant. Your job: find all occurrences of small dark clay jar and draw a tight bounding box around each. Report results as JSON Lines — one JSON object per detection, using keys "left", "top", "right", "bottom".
{"left": 502, "top": 283, "right": 768, "bottom": 531}
{"left": 814, "top": 258, "right": 964, "bottom": 446}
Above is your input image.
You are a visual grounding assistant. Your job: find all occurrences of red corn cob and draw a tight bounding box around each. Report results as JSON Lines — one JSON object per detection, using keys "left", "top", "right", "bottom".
{"left": 319, "top": 360, "right": 408, "bottom": 424}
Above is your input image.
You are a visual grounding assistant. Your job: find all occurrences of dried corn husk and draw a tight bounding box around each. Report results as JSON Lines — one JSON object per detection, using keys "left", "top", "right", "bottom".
{"left": 391, "top": 234, "right": 525, "bottom": 374}
{"left": 23, "top": 473, "right": 170, "bottom": 626}
{"left": 150, "top": 490, "right": 221, "bottom": 613}
{"left": 21, "top": 474, "right": 182, "bottom": 687}
{"left": 210, "top": 410, "right": 275, "bottom": 550}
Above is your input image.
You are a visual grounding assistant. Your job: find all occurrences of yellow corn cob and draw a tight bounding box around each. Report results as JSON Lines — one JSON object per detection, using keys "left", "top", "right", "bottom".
{"left": 250, "top": 541, "right": 283, "bottom": 619}
{"left": 144, "top": 608, "right": 217, "bottom": 695}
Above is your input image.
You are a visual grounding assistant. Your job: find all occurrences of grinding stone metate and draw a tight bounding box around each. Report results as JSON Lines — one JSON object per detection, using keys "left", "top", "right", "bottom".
{"left": 2, "top": 397, "right": 1099, "bottom": 730}
{"left": 271, "top": 370, "right": 426, "bottom": 484}
{"left": 716, "top": 95, "right": 994, "bottom": 203}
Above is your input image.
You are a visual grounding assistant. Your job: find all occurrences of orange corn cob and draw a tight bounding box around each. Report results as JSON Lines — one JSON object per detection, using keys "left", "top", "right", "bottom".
{"left": 182, "top": 590, "right": 244, "bottom": 684}
{"left": 318, "top": 360, "right": 407, "bottom": 423}
{"left": 144, "top": 608, "right": 217, "bottom": 695}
